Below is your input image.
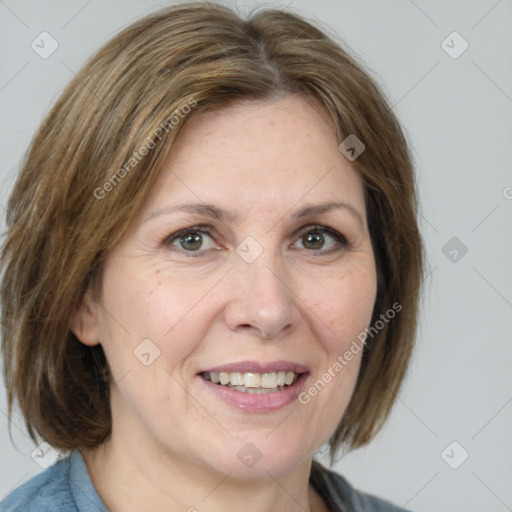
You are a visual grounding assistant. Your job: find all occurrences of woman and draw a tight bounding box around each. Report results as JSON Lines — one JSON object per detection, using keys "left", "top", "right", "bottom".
{"left": 0, "top": 2, "right": 422, "bottom": 511}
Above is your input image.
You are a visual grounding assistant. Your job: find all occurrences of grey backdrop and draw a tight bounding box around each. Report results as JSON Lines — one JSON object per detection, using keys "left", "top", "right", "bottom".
{"left": 1, "top": 1, "right": 511, "bottom": 511}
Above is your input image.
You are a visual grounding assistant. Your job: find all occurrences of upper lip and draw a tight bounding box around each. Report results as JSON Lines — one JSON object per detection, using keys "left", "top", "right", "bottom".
{"left": 199, "top": 360, "right": 309, "bottom": 374}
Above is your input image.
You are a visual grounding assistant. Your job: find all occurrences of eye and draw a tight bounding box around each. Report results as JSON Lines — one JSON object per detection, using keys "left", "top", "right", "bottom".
{"left": 163, "top": 225, "right": 218, "bottom": 256}
{"left": 293, "top": 225, "right": 349, "bottom": 253}
{"left": 162, "top": 224, "right": 350, "bottom": 257}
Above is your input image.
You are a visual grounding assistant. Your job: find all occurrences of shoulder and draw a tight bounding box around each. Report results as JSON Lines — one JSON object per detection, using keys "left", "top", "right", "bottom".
{"left": 0, "top": 455, "right": 77, "bottom": 512}
{"left": 311, "top": 460, "right": 412, "bottom": 512}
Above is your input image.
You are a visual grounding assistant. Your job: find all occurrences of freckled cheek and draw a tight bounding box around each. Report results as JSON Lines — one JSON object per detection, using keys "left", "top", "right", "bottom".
{"left": 142, "top": 275, "right": 212, "bottom": 320}
{"left": 127, "top": 275, "right": 214, "bottom": 364}
{"left": 304, "top": 266, "right": 376, "bottom": 350}
{"left": 98, "top": 279, "right": 205, "bottom": 381}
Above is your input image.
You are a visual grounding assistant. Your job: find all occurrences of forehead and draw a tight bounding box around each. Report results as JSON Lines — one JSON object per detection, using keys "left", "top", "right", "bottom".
{"left": 141, "top": 95, "right": 366, "bottom": 222}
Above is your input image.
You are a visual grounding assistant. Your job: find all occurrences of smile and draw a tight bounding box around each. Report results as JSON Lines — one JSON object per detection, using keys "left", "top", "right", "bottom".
{"left": 201, "top": 371, "right": 300, "bottom": 393}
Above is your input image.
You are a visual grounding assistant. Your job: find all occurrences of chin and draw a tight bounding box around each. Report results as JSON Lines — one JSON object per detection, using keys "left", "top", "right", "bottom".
{"left": 201, "top": 434, "right": 314, "bottom": 479}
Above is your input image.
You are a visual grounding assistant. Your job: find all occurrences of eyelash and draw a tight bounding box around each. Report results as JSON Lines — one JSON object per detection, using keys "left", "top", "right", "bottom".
{"left": 162, "top": 224, "right": 350, "bottom": 258}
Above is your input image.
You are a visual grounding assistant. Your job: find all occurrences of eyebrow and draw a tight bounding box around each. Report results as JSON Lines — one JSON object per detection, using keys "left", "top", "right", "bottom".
{"left": 143, "top": 200, "right": 364, "bottom": 226}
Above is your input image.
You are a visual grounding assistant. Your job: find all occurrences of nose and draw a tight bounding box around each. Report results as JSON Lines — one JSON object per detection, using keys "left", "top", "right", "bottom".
{"left": 223, "top": 250, "right": 298, "bottom": 341}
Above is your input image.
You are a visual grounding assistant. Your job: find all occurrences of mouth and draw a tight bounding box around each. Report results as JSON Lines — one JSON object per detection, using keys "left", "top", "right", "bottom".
{"left": 200, "top": 370, "right": 302, "bottom": 394}
{"left": 197, "top": 361, "right": 310, "bottom": 412}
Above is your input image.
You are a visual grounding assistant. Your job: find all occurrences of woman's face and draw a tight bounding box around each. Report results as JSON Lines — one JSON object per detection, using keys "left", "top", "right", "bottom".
{"left": 75, "top": 94, "right": 377, "bottom": 477}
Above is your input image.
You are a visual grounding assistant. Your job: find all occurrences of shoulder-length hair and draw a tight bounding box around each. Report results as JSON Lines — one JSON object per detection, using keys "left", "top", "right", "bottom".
{"left": 1, "top": 1, "right": 423, "bottom": 461}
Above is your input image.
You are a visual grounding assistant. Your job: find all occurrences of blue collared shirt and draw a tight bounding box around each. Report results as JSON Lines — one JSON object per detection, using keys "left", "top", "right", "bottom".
{"left": 1, "top": 451, "right": 410, "bottom": 511}
{"left": 1, "top": 451, "right": 107, "bottom": 512}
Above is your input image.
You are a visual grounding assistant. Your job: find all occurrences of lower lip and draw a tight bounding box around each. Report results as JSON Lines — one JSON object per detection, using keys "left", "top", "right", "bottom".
{"left": 198, "top": 373, "right": 309, "bottom": 413}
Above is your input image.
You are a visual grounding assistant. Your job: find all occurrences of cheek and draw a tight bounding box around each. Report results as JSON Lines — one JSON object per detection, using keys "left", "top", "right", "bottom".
{"left": 296, "top": 262, "right": 375, "bottom": 449}
{"left": 98, "top": 263, "right": 216, "bottom": 374}
{"left": 302, "top": 260, "right": 377, "bottom": 350}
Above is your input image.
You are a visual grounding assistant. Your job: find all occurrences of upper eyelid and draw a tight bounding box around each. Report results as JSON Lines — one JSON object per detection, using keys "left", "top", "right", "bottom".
{"left": 168, "top": 224, "right": 341, "bottom": 238}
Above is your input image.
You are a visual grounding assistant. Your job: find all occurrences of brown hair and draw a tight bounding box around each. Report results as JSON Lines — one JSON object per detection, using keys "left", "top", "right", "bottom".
{"left": 1, "top": 1, "right": 423, "bottom": 461}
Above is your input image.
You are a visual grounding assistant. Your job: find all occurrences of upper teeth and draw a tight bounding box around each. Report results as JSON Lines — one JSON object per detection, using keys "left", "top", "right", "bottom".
{"left": 202, "top": 371, "right": 298, "bottom": 388}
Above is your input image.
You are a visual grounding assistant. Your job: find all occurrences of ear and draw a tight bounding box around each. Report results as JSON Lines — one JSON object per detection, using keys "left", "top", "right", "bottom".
{"left": 69, "top": 291, "right": 101, "bottom": 346}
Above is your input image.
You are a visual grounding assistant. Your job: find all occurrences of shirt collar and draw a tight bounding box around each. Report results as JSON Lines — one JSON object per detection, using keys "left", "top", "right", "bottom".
{"left": 68, "top": 450, "right": 108, "bottom": 512}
